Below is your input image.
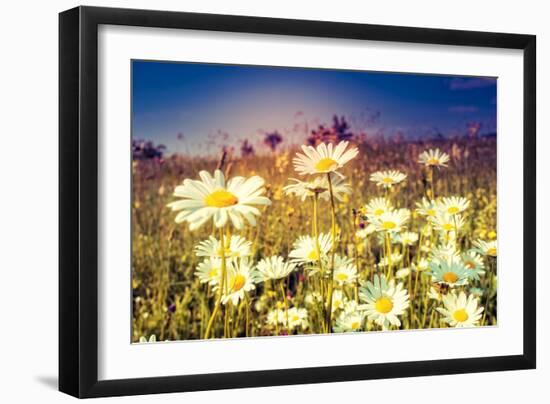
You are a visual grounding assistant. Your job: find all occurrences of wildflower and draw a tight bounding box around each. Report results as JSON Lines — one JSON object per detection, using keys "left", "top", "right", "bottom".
{"left": 138, "top": 335, "right": 157, "bottom": 343}
{"left": 167, "top": 170, "right": 271, "bottom": 230}
{"left": 437, "top": 291, "right": 483, "bottom": 327}
{"left": 331, "top": 289, "right": 348, "bottom": 312}
{"left": 334, "top": 301, "right": 366, "bottom": 332}
{"left": 378, "top": 253, "right": 403, "bottom": 268}
{"left": 217, "top": 258, "right": 258, "bottom": 305}
{"left": 256, "top": 256, "right": 297, "bottom": 281}
{"left": 289, "top": 233, "right": 332, "bottom": 265}
{"left": 195, "top": 257, "right": 223, "bottom": 286}
{"left": 195, "top": 234, "right": 252, "bottom": 259}
{"left": 439, "top": 196, "right": 470, "bottom": 215}
{"left": 359, "top": 275, "right": 410, "bottom": 329}
{"left": 430, "top": 211, "right": 465, "bottom": 233}
{"left": 292, "top": 141, "right": 358, "bottom": 176}
{"left": 462, "top": 250, "right": 486, "bottom": 280}
{"left": 372, "top": 209, "right": 410, "bottom": 233}
{"left": 473, "top": 239, "right": 497, "bottom": 257}
{"left": 284, "top": 307, "right": 309, "bottom": 330}
{"left": 356, "top": 223, "right": 376, "bottom": 239}
{"left": 416, "top": 197, "right": 438, "bottom": 217}
{"left": 418, "top": 148, "right": 450, "bottom": 167}
{"left": 429, "top": 259, "right": 469, "bottom": 287}
{"left": 429, "top": 243, "right": 460, "bottom": 264}
{"left": 395, "top": 267, "right": 411, "bottom": 279}
{"left": 412, "top": 258, "right": 429, "bottom": 272}
{"left": 362, "top": 197, "right": 393, "bottom": 219}
{"left": 332, "top": 255, "right": 358, "bottom": 286}
{"left": 370, "top": 170, "right": 407, "bottom": 188}
{"left": 283, "top": 174, "right": 351, "bottom": 202}
{"left": 396, "top": 231, "right": 419, "bottom": 246}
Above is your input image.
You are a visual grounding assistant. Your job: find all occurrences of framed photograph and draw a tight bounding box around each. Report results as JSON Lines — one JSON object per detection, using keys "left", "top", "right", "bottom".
{"left": 59, "top": 6, "right": 536, "bottom": 398}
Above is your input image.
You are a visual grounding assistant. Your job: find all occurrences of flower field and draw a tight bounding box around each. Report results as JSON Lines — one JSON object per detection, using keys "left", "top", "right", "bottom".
{"left": 132, "top": 136, "right": 497, "bottom": 342}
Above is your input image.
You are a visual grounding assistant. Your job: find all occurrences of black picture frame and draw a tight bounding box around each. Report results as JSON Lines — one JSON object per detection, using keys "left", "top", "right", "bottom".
{"left": 59, "top": 5, "right": 536, "bottom": 398}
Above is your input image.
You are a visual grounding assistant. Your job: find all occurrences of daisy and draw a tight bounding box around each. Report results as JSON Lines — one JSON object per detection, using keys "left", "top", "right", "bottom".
{"left": 284, "top": 307, "right": 309, "bottom": 331}
{"left": 377, "top": 252, "right": 403, "bottom": 268}
{"left": 359, "top": 275, "right": 410, "bottom": 329}
{"left": 332, "top": 255, "right": 358, "bottom": 286}
{"left": 195, "top": 234, "right": 252, "bottom": 259}
{"left": 334, "top": 301, "right": 366, "bottom": 332}
{"left": 370, "top": 170, "right": 407, "bottom": 188}
{"left": 292, "top": 141, "right": 359, "bottom": 176}
{"left": 331, "top": 289, "right": 348, "bottom": 312}
{"left": 283, "top": 174, "right": 351, "bottom": 202}
{"left": 218, "top": 258, "right": 258, "bottom": 305}
{"left": 395, "top": 267, "right": 411, "bottom": 279}
{"left": 362, "top": 197, "right": 393, "bottom": 219}
{"left": 355, "top": 223, "right": 376, "bottom": 239}
{"left": 462, "top": 250, "right": 486, "bottom": 280}
{"left": 430, "top": 211, "right": 465, "bottom": 233}
{"left": 439, "top": 196, "right": 470, "bottom": 215}
{"left": 429, "top": 243, "right": 460, "bottom": 264}
{"left": 437, "top": 291, "right": 484, "bottom": 328}
{"left": 304, "top": 292, "right": 322, "bottom": 306}
{"left": 266, "top": 308, "right": 285, "bottom": 327}
{"left": 138, "top": 335, "right": 157, "bottom": 343}
{"left": 418, "top": 148, "right": 450, "bottom": 167}
{"left": 372, "top": 209, "right": 410, "bottom": 233}
{"left": 195, "top": 257, "right": 222, "bottom": 286}
{"left": 473, "top": 239, "right": 497, "bottom": 257}
{"left": 412, "top": 258, "right": 430, "bottom": 272}
{"left": 256, "top": 256, "right": 297, "bottom": 281}
{"left": 167, "top": 170, "right": 271, "bottom": 230}
{"left": 396, "top": 231, "right": 419, "bottom": 246}
{"left": 429, "top": 259, "right": 470, "bottom": 287}
{"left": 427, "top": 286, "right": 443, "bottom": 302}
{"left": 289, "top": 233, "right": 332, "bottom": 265}
{"left": 416, "top": 197, "right": 438, "bottom": 218}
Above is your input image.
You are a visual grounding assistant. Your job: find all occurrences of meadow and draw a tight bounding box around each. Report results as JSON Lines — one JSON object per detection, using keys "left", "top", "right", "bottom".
{"left": 132, "top": 135, "right": 497, "bottom": 342}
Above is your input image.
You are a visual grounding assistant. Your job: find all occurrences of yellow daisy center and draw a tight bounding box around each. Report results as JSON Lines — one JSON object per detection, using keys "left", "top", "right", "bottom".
{"left": 487, "top": 247, "right": 497, "bottom": 256}
{"left": 382, "top": 177, "right": 394, "bottom": 184}
{"left": 443, "top": 272, "right": 458, "bottom": 283}
{"left": 291, "top": 315, "right": 300, "bottom": 322}
{"left": 307, "top": 250, "right": 319, "bottom": 261}
{"left": 205, "top": 189, "right": 239, "bottom": 208}
{"left": 427, "top": 158, "right": 440, "bottom": 165}
{"left": 453, "top": 308, "right": 469, "bottom": 322}
{"left": 351, "top": 321, "right": 360, "bottom": 330}
{"left": 374, "top": 208, "right": 385, "bottom": 216}
{"left": 382, "top": 221, "right": 397, "bottom": 230}
{"left": 230, "top": 274, "right": 246, "bottom": 292}
{"left": 208, "top": 268, "right": 219, "bottom": 278}
{"left": 427, "top": 209, "right": 436, "bottom": 216}
{"left": 442, "top": 223, "right": 454, "bottom": 231}
{"left": 447, "top": 206, "right": 460, "bottom": 214}
{"left": 336, "top": 273, "right": 349, "bottom": 282}
{"left": 375, "top": 296, "right": 393, "bottom": 314}
{"left": 315, "top": 158, "right": 339, "bottom": 172}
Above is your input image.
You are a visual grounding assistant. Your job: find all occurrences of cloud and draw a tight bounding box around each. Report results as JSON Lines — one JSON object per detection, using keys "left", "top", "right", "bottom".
{"left": 449, "top": 77, "right": 496, "bottom": 90}
{"left": 448, "top": 105, "right": 479, "bottom": 113}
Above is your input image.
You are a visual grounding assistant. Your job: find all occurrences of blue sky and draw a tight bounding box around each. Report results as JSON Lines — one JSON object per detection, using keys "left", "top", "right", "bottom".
{"left": 132, "top": 60, "right": 497, "bottom": 155}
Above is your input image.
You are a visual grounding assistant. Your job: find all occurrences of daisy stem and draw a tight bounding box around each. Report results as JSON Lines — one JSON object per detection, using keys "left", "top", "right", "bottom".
{"left": 244, "top": 295, "right": 250, "bottom": 337}
{"left": 203, "top": 227, "right": 227, "bottom": 339}
{"left": 481, "top": 258, "right": 495, "bottom": 325}
{"left": 385, "top": 233, "right": 392, "bottom": 279}
{"left": 325, "top": 173, "right": 337, "bottom": 333}
{"left": 312, "top": 194, "right": 327, "bottom": 330}
{"left": 430, "top": 166, "right": 436, "bottom": 200}
{"left": 280, "top": 282, "right": 290, "bottom": 334}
